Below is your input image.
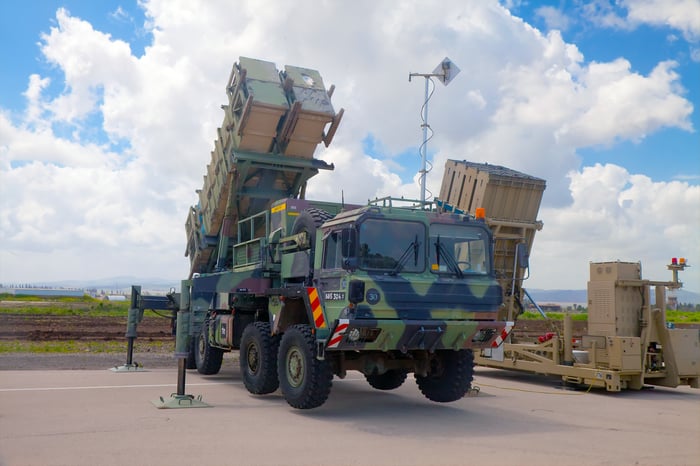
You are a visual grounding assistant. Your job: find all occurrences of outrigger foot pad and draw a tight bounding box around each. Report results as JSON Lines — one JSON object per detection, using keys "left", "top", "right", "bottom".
{"left": 151, "top": 394, "right": 209, "bottom": 409}
{"left": 110, "top": 363, "right": 146, "bottom": 372}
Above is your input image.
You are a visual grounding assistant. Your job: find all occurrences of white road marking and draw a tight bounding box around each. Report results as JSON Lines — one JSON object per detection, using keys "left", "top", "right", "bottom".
{"left": 0, "top": 382, "right": 239, "bottom": 392}
{"left": 0, "top": 377, "right": 366, "bottom": 393}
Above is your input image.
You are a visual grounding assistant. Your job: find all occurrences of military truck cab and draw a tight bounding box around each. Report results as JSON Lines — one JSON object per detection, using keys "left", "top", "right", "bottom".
{"left": 296, "top": 201, "right": 509, "bottom": 404}
{"left": 315, "top": 202, "right": 504, "bottom": 345}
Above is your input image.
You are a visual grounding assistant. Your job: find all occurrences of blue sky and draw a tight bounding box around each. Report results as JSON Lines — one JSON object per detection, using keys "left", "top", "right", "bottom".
{"left": 517, "top": 1, "right": 700, "bottom": 182}
{"left": 1, "top": 0, "right": 698, "bottom": 291}
{"left": 1, "top": 1, "right": 145, "bottom": 104}
{"left": 2, "top": 1, "right": 697, "bottom": 184}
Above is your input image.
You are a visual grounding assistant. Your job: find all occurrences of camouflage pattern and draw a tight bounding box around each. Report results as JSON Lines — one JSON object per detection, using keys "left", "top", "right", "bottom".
{"left": 315, "top": 204, "right": 507, "bottom": 352}
{"left": 183, "top": 200, "right": 510, "bottom": 355}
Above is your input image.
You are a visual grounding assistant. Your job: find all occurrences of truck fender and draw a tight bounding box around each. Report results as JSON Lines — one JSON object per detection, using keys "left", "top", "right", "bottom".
{"left": 271, "top": 287, "right": 327, "bottom": 335}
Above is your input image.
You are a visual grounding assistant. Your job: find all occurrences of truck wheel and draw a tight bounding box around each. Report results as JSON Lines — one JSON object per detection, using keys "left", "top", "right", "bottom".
{"left": 365, "top": 369, "right": 408, "bottom": 390}
{"left": 291, "top": 208, "right": 334, "bottom": 241}
{"left": 240, "top": 322, "right": 280, "bottom": 394}
{"left": 415, "top": 349, "right": 474, "bottom": 402}
{"left": 277, "top": 324, "right": 333, "bottom": 409}
{"left": 291, "top": 208, "right": 334, "bottom": 266}
{"left": 194, "top": 324, "right": 223, "bottom": 375}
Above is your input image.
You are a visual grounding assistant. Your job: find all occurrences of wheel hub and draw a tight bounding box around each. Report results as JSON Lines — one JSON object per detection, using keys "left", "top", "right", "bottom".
{"left": 286, "top": 348, "right": 305, "bottom": 388}
{"left": 247, "top": 343, "right": 259, "bottom": 374}
{"left": 198, "top": 334, "right": 206, "bottom": 358}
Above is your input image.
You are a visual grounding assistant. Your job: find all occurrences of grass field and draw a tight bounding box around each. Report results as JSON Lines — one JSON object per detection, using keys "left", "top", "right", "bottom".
{"left": 3, "top": 293, "right": 698, "bottom": 321}
{"left": 0, "top": 339, "right": 173, "bottom": 353}
{"left": 0, "top": 293, "right": 130, "bottom": 316}
{"left": 519, "top": 310, "right": 700, "bottom": 323}
{"left": 1, "top": 294, "right": 697, "bottom": 354}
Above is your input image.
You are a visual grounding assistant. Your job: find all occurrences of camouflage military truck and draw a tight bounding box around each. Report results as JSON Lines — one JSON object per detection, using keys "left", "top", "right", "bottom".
{"left": 184, "top": 196, "right": 511, "bottom": 409}
{"left": 155, "top": 57, "right": 514, "bottom": 409}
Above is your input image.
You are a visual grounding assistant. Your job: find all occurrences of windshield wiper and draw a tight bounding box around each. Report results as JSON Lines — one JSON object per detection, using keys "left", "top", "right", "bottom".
{"left": 434, "top": 235, "right": 463, "bottom": 278}
{"left": 389, "top": 235, "right": 420, "bottom": 276}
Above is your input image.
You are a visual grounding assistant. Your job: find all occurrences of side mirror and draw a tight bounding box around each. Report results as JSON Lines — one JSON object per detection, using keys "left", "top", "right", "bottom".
{"left": 341, "top": 228, "right": 356, "bottom": 258}
{"left": 348, "top": 280, "right": 365, "bottom": 304}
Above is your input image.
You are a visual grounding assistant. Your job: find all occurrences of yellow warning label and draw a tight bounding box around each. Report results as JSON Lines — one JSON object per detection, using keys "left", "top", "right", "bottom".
{"left": 271, "top": 203, "right": 286, "bottom": 214}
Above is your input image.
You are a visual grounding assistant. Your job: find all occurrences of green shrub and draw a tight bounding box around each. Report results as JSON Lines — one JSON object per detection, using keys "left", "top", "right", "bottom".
{"left": 666, "top": 310, "right": 700, "bottom": 324}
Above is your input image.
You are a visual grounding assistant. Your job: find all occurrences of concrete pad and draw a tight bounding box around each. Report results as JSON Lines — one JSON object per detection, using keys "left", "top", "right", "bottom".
{"left": 1, "top": 364, "right": 698, "bottom": 466}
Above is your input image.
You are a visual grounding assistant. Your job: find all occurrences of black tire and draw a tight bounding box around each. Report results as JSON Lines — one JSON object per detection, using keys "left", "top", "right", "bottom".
{"left": 365, "top": 369, "right": 408, "bottom": 390}
{"left": 194, "top": 323, "right": 224, "bottom": 375}
{"left": 277, "top": 324, "right": 333, "bottom": 409}
{"left": 291, "top": 208, "right": 334, "bottom": 241}
{"left": 415, "top": 349, "right": 474, "bottom": 403}
{"left": 291, "top": 208, "right": 334, "bottom": 268}
{"left": 240, "top": 322, "right": 280, "bottom": 394}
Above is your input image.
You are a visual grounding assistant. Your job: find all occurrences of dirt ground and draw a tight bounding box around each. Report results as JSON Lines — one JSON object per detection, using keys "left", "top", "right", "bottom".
{"left": 0, "top": 308, "right": 585, "bottom": 341}
{"left": 0, "top": 311, "right": 174, "bottom": 341}
{"left": 0, "top": 306, "right": 590, "bottom": 370}
{"left": 2, "top": 309, "right": 697, "bottom": 372}
{"left": 0, "top": 305, "right": 177, "bottom": 370}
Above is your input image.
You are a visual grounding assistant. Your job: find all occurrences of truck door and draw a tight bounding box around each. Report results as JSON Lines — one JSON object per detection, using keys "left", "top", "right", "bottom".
{"left": 317, "top": 228, "right": 355, "bottom": 318}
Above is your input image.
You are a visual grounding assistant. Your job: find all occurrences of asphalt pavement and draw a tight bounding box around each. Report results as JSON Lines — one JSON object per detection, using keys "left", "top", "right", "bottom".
{"left": 1, "top": 357, "right": 699, "bottom": 466}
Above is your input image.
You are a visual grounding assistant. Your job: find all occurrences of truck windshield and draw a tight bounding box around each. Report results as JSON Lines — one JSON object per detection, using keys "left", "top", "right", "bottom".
{"left": 358, "top": 219, "right": 425, "bottom": 273}
{"left": 429, "top": 223, "right": 489, "bottom": 275}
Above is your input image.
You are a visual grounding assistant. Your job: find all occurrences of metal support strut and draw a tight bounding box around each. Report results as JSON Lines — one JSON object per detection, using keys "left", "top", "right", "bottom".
{"left": 152, "top": 282, "right": 209, "bottom": 409}
{"left": 111, "top": 286, "right": 146, "bottom": 372}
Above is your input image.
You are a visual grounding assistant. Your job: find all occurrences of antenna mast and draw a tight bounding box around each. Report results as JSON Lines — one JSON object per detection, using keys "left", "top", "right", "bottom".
{"left": 409, "top": 57, "right": 460, "bottom": 205}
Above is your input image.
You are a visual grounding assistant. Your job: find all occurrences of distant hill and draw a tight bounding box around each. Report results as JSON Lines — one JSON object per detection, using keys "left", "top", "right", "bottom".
{"left": 4, "top": 276, "right": 180, "bottom": 294}
{"left": 527, "top": 288, "right": 700, "bottom": 306}
{"left": 5, "top": 277, "right": 699, "bottom": 305}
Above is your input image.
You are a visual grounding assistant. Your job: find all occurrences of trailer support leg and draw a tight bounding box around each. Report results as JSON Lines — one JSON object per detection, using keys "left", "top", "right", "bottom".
{"left": 112, "top": 289, "right": 146, "bottom": 372}
{"left": 111, "top": 337, "right": 146, "bottom": 372}
{"left": 152, "top": 357, "right": 208, "bottom": 409}
{"left": 152, "top": 302, "right": 209, "bottom": 409}
{"left": 177, "top": 357, "right": 187, "bottom": 395}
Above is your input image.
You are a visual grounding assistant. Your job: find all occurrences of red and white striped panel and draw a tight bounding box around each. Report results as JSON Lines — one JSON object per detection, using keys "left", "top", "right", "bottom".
{"left": 491, "top": 321, "right": 515, "bottom": 348}
{"left": 327, "top": 319, "right": 350, "bottom": 348}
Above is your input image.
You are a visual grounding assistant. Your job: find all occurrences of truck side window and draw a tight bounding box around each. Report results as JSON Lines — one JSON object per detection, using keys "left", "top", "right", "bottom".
{"left": 322, "top": 231, "right": 343, "bottom": 269}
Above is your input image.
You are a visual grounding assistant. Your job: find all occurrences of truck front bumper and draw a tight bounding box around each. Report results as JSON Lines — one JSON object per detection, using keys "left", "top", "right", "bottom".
{"left": 326, "top": 318, "right": 514, "bottom": 352}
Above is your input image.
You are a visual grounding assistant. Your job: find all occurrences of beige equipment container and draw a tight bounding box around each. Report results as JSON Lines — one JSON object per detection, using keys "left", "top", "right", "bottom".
{"left": 226, "top": 57, "right": 290, "bottom": 153}
{"left": 477, "top": 260, "right": 700, "bottom": 392}
{"left": 438, "top": 160, "right": 546, "bottom": 320}
{"left": 278, "top": 65, "right": 343, "bottom": 158}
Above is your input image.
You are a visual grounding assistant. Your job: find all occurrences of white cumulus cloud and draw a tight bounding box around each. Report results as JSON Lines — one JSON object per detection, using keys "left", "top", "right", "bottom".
{"left": 0, "top": 0, "right": 697, "bottom": 292}
{"left": 534, "top": 164, "right": 700, "bottom": 289}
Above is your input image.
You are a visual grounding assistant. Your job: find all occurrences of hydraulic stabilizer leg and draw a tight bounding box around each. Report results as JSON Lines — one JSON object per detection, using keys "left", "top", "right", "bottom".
{"left": 112, "top": 286, "right": 146, "bottom": 372}
{"left": 176, "top": 356, "right": 187, "bottom": 395}
{"left": 153, "top": 282, "right": 208, "bottom": 408}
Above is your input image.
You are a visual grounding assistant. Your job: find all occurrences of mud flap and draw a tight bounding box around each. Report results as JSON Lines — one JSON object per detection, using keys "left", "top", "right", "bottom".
{"left": 316, "top": 339, "right": 327, "bottom": 360}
